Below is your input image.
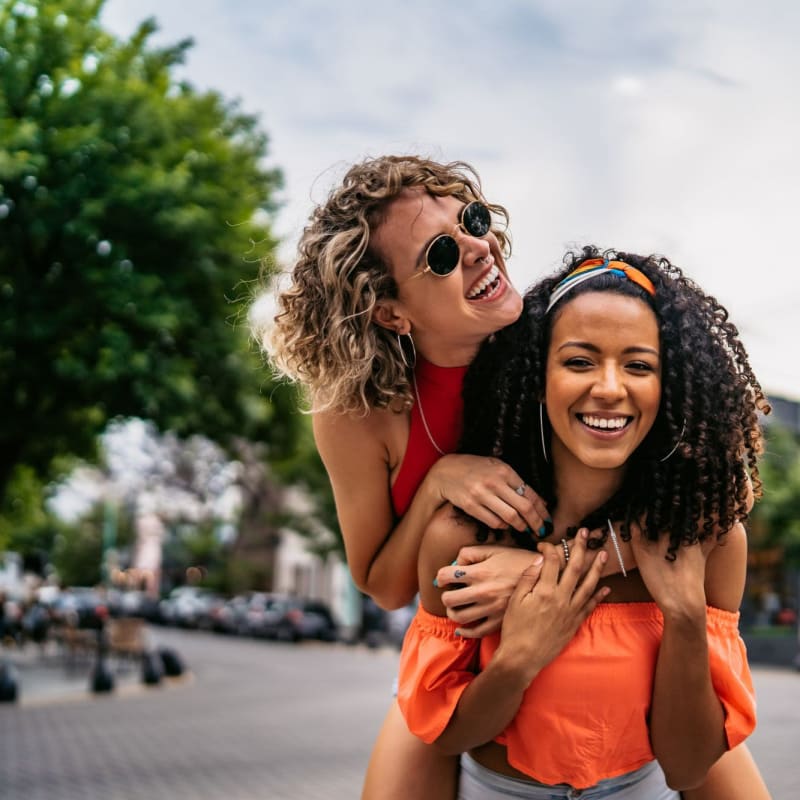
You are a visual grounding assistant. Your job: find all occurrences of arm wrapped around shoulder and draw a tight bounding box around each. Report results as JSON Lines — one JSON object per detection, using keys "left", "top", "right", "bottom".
{"left": 397, "top": 604, "right": 480, "bottom": 744}
{"left": 707, "top": 606, "right": 758, "bottom": 750}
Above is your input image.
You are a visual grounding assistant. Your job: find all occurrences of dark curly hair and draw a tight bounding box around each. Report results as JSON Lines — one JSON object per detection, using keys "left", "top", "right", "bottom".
{"left": 460, "top": 246, "right": 770, "bottom": 559}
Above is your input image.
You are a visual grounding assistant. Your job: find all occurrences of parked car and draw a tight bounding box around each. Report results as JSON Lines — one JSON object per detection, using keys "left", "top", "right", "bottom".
{"left": 107, "top": 589, "right": 161, "bottom": 622}
{"left": 158, "top": 586, "right": 220, "bottom": 629}
{"left": 51, "top": 587, "right": 109, "bottom": 630}
{"left": 251, "top": 594, "right": 338, "bottom": 642}
{"left": 211, "top": 593, "right": 258, "bottom": 635}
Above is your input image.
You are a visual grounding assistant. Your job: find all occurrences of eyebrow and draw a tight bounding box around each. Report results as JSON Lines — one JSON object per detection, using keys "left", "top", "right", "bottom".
{"left": 556, "top": 341, "right": 660, "bottom": 358}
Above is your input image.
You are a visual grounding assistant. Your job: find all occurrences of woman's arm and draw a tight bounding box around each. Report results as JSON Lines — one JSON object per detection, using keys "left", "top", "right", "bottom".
{"left": 417, "top": 517, "right": 608, "bottom": 754}
{"left": 635, "top": 524, "right": 749, "bottom": 791}
{"left": 313, "top": 408, "right": 432, "bottom": 609}
{"left": 313, "top": 410, "right": 549, "bottom": 610}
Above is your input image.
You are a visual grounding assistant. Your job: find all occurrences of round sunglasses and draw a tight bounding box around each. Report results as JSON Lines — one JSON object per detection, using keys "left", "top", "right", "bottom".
{"left": 406, "top": 201, "right": 493, "bottom": 281}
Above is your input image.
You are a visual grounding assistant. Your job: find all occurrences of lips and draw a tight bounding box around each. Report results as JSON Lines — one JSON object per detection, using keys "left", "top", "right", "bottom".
{"left": 466, "top": 264, "right": 501, "bottom": 300}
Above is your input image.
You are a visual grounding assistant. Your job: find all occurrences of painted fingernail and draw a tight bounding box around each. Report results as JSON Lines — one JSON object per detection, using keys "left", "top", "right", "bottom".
{"left": 454, "top": 629, "right": 462, "bottom": 637}
{"left": 537, "top": 525, "right": 547, "bottom": 538}
{"left": 433, "top": 578, "right": 439, "bottom": 587}
{"left": 451, "top": 560, "right": 458, "bottom": 566}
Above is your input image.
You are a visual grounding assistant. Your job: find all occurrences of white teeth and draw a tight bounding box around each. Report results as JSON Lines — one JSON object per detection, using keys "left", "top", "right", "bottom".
{"left": 467, "top": 265, "right": 499, "bottom": 299}
{"left": 580, "top": 415, "right": 629, "bottom": 430}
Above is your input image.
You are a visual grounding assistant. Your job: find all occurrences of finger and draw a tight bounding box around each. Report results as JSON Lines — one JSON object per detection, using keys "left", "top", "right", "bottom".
{"left": 512, "top": 555, "right": 545, "bottom": 598}
{"left": 447, "top": 601, "right": 503, "bottom": 625}
{"left": 455, "top": 614, "right": 502, "bottom": 639}
{"left": 436, "top": 562, "right": 467, "bottom": 588}
{"left": 440, "top": 585, "right": 481, "bottom": 609}
{"left": 573, "top": 550, "right": 609, "bottom": 605}
{"left": 480, "top": 491, "right": 532, "bottom": 533}
{"left": 536, "top": 545, "right": 562, "bottom": 586}
{"left": 558, "top": 529, "right": 591, "bottom": 592}
{"left": 454, "top": 545, "right": 505, "bottom": 566}
{"left": 435, "top": 563, "right": 470, "bottom": 589}
{"left": 515, "top": 484, "right": 551, "bottom": 533}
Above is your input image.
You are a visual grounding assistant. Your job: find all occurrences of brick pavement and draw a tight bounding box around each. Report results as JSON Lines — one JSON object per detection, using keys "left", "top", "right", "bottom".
{"left": 0, "top": 628, "right": 797, "bottom": 800}
{"left": 0, "top": 628, "right": 398, "bottom": 800}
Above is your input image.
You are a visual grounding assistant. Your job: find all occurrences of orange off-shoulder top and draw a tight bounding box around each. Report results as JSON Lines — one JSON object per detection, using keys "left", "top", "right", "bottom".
{"left": 397, "top": 602, "right": 756, "bottom": 790}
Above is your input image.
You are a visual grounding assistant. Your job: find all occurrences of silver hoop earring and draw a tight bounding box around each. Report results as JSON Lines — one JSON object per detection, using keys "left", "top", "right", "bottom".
{"left": 659, "top": 418, "right": 687, "bottom": 462}
{"left": 396, "top": 332, "right": 417, "bottom": 370}
{"left": 539, "top": 403, "right": 549, "bottom": 464}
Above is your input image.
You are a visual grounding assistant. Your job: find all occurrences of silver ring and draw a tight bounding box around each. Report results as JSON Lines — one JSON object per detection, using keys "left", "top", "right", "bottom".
{"left": 515, "top": 483, "right": 526, "bottom": 496}
{"left": 560, "top": 538, "right": 570, "bottom": 564}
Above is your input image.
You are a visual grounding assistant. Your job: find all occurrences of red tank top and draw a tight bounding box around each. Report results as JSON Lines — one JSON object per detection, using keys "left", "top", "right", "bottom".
{"left": 391, "top": 357, "right": 467, "bottom": 516}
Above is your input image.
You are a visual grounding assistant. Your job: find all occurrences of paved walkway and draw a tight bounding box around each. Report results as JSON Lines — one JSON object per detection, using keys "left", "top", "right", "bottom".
{"left": 1, "top": 628, "right": 798, "bottom": 799}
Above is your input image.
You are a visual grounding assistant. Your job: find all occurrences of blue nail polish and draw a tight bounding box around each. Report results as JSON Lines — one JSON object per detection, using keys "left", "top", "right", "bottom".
{"left": 538, "top": 525, "right": 547, "bottom": 538}
{"left": 450, "top": 560, "right": 458, "bottom": 565}
{"left": 454, "top": 629, "right": 462, "bottom": 637}
{"left": 433, "top": 578, "right": 438, "bottom": 587}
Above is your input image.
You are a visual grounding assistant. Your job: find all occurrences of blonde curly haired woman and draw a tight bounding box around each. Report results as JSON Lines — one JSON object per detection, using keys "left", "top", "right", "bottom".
{"left": 260, "top": 155, "right": 551, "bottom": 799}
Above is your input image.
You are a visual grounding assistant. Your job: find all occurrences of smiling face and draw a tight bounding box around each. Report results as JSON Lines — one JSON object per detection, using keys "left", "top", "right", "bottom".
{"left": 544, "top": 291, "right": 661, "bottom": 478}
{"left": 371, "top": 188, "right": 523, "bottom": 365}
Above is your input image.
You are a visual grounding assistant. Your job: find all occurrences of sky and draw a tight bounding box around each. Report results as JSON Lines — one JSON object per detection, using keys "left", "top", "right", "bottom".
{"left": 102, "top": 0, "right": 800, "bottom": 401}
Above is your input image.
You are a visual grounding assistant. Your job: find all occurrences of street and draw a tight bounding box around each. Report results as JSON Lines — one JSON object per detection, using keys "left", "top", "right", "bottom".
{"left": 0, "top": 627, "right": 797, "bottom": 800}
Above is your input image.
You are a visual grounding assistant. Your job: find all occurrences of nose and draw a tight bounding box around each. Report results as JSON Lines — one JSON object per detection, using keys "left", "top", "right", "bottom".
{"left": 456, "top": 229, "right": 491, "bottom": 268}
{"left": 590, "top": 362, "right": 627, "bottom": 402}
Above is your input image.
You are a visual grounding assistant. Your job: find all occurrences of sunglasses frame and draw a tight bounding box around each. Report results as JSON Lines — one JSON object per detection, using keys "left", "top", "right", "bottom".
{"left": 404, "top": 201, "right": 493, "bottom": 282}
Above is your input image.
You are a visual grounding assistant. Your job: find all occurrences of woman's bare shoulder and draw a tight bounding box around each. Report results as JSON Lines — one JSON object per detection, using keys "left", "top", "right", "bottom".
{"left": 312, "top": 404, "right": 407, "bottom": 461}
{"left": 705, "top": 522, "right": 748, "bottom": 612}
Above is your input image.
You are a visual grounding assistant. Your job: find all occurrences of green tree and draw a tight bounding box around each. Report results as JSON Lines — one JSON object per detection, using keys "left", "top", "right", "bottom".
{"left": 751, "top": 423, "right": 800, "bottom": 565}
{"left": 0, "top": 0, "right": 300, "bottom": 500}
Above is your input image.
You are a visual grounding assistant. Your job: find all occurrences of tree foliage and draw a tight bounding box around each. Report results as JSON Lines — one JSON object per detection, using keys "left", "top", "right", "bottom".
{"left": 0, "top": 0, "right": 300, "bottom": 500}
{"left": 751, "top": 423, "right": 800, "bottom": 565}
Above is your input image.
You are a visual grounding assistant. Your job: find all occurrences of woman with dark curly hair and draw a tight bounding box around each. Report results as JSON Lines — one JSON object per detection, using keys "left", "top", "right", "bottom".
{"left": 399, "top": 247, "right": 771, "bottom": 799}
{"left": 258, "top": 155, "right": 552, "bottom": 799}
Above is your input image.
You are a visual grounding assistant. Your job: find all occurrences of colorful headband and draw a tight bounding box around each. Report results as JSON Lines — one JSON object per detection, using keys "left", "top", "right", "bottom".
{"left": 545, "top": 257, "right": 656, "bottom": 313}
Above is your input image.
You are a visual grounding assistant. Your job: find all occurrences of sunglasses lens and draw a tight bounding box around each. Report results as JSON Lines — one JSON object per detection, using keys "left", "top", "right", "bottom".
{"left": 426, "top": 235, "right": 460, "bottom": 276}
{"left": 462, "top": 202, "right": 492, "bottom": 237}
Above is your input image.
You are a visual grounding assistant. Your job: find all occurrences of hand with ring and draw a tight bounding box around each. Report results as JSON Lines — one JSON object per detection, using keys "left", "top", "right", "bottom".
{"left": 426, "top": 454, "right": 550, "bottom": 536}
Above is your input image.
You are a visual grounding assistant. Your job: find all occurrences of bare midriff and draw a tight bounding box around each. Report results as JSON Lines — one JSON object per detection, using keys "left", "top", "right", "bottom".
{"left": 470, "top": 741, "right": 534, "bottom": 781}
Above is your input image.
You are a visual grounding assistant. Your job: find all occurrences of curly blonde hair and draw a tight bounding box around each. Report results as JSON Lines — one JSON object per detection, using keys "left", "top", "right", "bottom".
{"left": 257, "top": 155, "right": 511, "bottom": 415}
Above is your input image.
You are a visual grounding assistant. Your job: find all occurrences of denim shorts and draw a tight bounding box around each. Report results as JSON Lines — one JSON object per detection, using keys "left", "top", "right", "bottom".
{"left": 458, "top": 754, "right": 680, "bottom": 800}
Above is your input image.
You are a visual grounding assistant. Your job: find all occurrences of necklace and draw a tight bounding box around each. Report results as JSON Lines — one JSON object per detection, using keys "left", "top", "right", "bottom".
{"left": 606, "top": 519, "right": 627, "bottom": 577}
{"left": 412, "top": 371, "right": 445, "bottom": 456}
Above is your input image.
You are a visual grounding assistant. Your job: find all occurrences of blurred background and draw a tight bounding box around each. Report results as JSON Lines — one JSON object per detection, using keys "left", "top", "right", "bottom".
{"left": 0, "top": 2, "right": 799, "bottom": 791}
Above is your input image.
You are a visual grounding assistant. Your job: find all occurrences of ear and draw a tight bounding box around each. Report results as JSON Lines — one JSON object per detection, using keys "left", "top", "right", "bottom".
{"left": 372, "top": 300, "right": 411, "bottom": 335}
